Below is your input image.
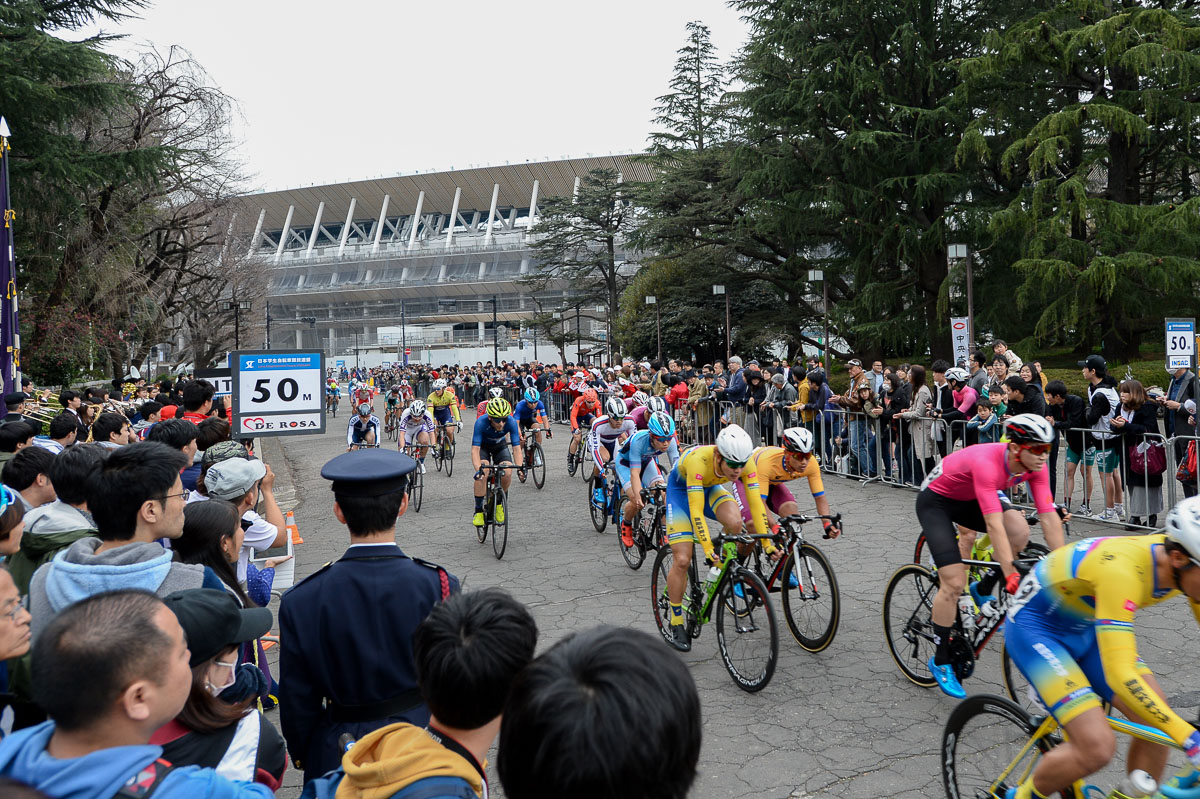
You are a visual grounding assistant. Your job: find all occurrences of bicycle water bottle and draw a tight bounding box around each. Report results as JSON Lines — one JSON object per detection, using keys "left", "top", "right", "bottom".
{"left": 1105, "top": 769, "right": 1156, "bottom": 798}
{"left": 957, "top": 595, "right": 977, "bottom": 636}
{"left": 703, "top": 565, "right": 722, "bottom": 601}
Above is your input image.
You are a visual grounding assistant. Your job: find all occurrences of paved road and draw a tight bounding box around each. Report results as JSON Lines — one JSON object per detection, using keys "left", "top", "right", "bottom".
{"left": 263, "top": 405, "right": 1200, "bottom": 798}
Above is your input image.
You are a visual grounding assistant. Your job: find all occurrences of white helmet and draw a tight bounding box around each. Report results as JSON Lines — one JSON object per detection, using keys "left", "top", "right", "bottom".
{"left": 432, "top": 378, "right": 447, "bottom": 391}
{"left": 1003, "top": 413, "right": 1055, "bottom": 445}
{"left": 716, "top": 425, "right": 754, "bottom": 464}
{"left": 647, "top": 396, "right": 668, "bottom": 414}
{"left": 408, "top": 400, "right": 426, "bottom": 417}
{"left": 631, "top": 391, "right": 649, "bottom": 407}
{"left": 1165, "top": 496, "right": 1200, "bottom": 563}
{"left": 605, "top": 397, "right": 627, "bottom": 420}
{"left": 489, "top": 387, "right": 505, "bottom": 399}
{"left": 945, "top": 367, "right": 970, "bottom": 384}
{"left": 780, "top": 427, "right": 815, "bottom": 455}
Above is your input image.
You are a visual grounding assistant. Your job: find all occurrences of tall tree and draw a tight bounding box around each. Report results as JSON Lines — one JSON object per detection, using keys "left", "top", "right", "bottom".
{"left": 648, "top": 21, "right": 729, "bottom": 154}
{"left": 958, "top": 1, "right": 1200, "bottom": 358}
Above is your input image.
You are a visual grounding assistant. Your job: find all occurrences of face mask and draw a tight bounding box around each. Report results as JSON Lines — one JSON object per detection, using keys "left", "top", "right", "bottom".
{"left": 205, "top": 660, "right": 238, "bottom": 696}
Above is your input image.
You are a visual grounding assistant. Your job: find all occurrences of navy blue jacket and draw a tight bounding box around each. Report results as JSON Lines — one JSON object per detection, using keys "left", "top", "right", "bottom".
{"left": 278, "top": 543, "right": 459, "bottom": 782}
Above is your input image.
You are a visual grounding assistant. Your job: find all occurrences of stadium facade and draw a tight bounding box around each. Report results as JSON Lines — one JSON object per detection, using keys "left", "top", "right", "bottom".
{"left": 241, "top": 154, "right": 648, "bottom": 367}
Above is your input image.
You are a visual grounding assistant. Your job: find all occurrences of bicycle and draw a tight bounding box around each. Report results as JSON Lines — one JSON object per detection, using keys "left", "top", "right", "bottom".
{"left": 619, "top": 484, "right": 667, "bottom": 570}
{"left": 521, "top": 425, "right": 548, "bottom": 489}
{"left": 402, "top": 444, "right": 424, "bottom": 513}
{"left": 566, "top": 439, "right": 593, "bottom": 482}
{"left": 474, "top": 463, "right": 511, "bottom": 560}
{"left": 589, "top": 460, "right": 623, "bottom": 533}
{"left": 651, "top": 532, "right": 780, "bottom": 692}
{"left": 883, "top": 550, "right": 1043, "bottom": 700}
{"left": 941, "top": 693, "right": 1200, "bottom": 799}
{"left": 432, "top": 424, "right": 456, "bottom": 477}
{"left": 326, "top": 394, "right": 339, "bottom": 417}
{"left": 384, "top": 409, "right": 399, "bottom": 442}
{"left": 745, "top": 513, "right": 842, "bottom": 652}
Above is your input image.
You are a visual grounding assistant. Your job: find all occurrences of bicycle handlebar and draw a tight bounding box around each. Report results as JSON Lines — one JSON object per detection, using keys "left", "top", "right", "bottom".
{"left": 777, "top": 512, "right": 843, "bottom": 539}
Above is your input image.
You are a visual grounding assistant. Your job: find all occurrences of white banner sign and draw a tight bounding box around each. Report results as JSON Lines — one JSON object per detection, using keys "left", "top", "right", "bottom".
{"left": 950, "top": 317, "right": 971, "bottom": 368}
{"left": 1166, "top": 318, "right": 1195, "bottom": 370}
{"left": 231, "top": 350, "right": 326, "bottom": 437}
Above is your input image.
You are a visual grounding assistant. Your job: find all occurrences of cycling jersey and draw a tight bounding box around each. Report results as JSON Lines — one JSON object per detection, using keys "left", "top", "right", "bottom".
{"left": 346, "top": 414, "right": 380, "bottom": 446}
{"left": 426, "top": 389, "right": 461, "bottom": 423}
{"left": 472, "top": 414, "right": 520, "bottom": 451}
{"left": 513, "top": 399, "right": 547, "bottom": 427}
{"left": 627, "top": 405, "right": 651, "bottom": 431}
{"left": 925, "top": 442, "right": 1055, "bottom": 516}
{"left": 665, "top": 445, "right": 771, "bottom": 561}
{"left": 570, "top": 397, "right": 601, "bottom": 431}
{"left": 386, "top": 393, "right": 401, "bottom": 408}
{"left": 326, "top": 385, "right": 341, "bottom": 396}
{"left": 588, "top": 416, "right": 637, "bottom": 468}
{"left": 398, "top": 409, "right": 436, "bottom": 434}
{"left": 1006, "top": 535, "right": 1200, "bottom": 744}
{"left": 750, "top": 446, "right": 825, "bottom": 497}
{"left": 616, "top": 429, "right": 680, "bottom": 491}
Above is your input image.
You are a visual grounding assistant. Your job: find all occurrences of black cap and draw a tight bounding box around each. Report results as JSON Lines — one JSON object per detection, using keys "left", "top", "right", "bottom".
{"left": 163, "top": 589, "right": 273, "bottom": 667}
{"left": 320, "top": 448, "right": 416, "bottom": 497}
{"left": 3, "top": 391, "right": 28, "bottom": 405}
{"left": 1077, "top": 355, "right": 1106, "bottom": 371}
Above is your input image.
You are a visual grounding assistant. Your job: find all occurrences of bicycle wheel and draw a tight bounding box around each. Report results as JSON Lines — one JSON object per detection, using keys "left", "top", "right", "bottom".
{"left": 529, "top": 443, "right": 546, "bottom": 489}
{"left": 620, "top": 509, "right": 647, "bottom": 570}
{"left": 715, "top": 567, "right": 778, "bottom": 692}
{"left": 882, "top": 563, "right": 939, "bottom": 687}
{"left": 434, "top": 436, "right": 444, "bottom": 472}
{"left": 590, "top": 475, "right": 608, "bottom": 533}
{"left": 580, "top": 453, "right": 596, "bottom": 483}
{"left": 942, "top": 694, "right": 1070, "bottom": 799}
{"left": 444, "top": 441, "right": 454, "bottom": 477}
{"left": 780, "top": 543, "right": 840, "bottom": 652}
{"left": 913, "top": 532, "right": 931, "bottom": 567}
{"left": 410, "top": 467, "right": 423, "bottom": 513}
{"left": 650, "top": 545, "right": 679, "bottom": 646}
{"left": 492, "top": 488, "right": 508, "bottom": 559}
{"left": 476, "top": 488, "right": 489, "bottom": 543}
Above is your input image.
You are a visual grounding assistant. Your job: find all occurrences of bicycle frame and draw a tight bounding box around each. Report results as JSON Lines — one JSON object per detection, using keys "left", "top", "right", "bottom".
{"left": 756, "top": 513, "right": 840, "bottom": 592}
{"left": 692, "top": 534, "right": 776, "bottom": 625}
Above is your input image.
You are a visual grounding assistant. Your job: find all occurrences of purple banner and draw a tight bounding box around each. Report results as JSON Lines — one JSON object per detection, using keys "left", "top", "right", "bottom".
{"left": 0, "top": 123, "right": 19, "bottom": 396}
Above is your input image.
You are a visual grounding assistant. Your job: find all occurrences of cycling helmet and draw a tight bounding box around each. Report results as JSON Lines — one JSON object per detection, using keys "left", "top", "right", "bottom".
{"left": 408, "top": 400, "right": 426, "bottom": 417}
{"left": 486, "top": 397, "right": 512, "bottom": 418}
{"left": 583, "top": 388, "right": 599, "bottom": 404}
{"left": 605, "top": 397, "right": 627, "bottom": 420}
{"left": 1164, "top": 496, "right": 1200, "bottom": 563}
{"left": 716, "top": 424, "right": 754, "bottom": 464}
{"left": 390, "top": 384, "right": 400, "bottom": 392}
{"left": 631, "top": 391, "right": 649, "bottom": 407}
{"left": 647, "top": 411, "right": 675, "bottom": 438}
{"left": 1004, "top": 413, "right": 1055, "bottom": 445}
{"left": 357, "top": 402, "right": 373, "bottom": 416}
{"left": 647, "top": 396, "right": 668, "bottom": 414}
{"left": 489, "top": 387, "right": 505, "bottom": 399}
{"left": 781, "top": 427, "right": 815, "bottom": 455}
{"left": 432, "top": 378, "right": 448, "bottom": 391}
{"left": 945, "top": 367, "right": 970, "bottom": 384}
{"left": 401, "top": 379, "right": 409, "bottom": 386}
{"left": 524, "top": 387, "right": 540, "bottom": 403}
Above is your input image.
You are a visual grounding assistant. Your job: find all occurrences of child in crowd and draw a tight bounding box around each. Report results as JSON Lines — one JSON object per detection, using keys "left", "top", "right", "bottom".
{"left": 967, "top": 396, "right": 1000, "bottom": 443}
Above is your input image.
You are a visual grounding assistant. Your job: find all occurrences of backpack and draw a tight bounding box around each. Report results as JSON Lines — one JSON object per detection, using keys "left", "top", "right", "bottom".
{"left": 115, "top": 757, "right": 175, "bottom": 799}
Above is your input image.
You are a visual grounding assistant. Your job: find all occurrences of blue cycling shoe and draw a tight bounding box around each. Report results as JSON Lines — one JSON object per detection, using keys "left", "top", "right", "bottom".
{"left": 788, "top": 570, "right": 799, "bottom": 589}
{"left": 927, "top": 657, "right": 967, "bottom": 699}
{"left": 733, "top": 581, "right": 744, "bottom": 599}
{"left": 969, "top": 581, "right": 996, "bottom": 609}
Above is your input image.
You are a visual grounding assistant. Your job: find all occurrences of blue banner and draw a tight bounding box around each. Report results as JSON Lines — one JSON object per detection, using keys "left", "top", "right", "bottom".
{"left": 0, "top": 119, "right": 19, "bottom": 396}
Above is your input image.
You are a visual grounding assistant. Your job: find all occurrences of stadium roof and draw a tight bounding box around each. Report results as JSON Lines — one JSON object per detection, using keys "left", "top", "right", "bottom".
{"left": 240, "top": 153, "right": 652, "bottom": 230}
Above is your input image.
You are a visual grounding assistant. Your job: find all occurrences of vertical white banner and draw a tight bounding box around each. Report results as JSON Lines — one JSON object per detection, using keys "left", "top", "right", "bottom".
{"left": 950, "top": 317, "right": 970, "bottom": 368}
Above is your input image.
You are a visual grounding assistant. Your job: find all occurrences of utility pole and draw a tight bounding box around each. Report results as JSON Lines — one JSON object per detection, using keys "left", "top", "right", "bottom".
{"left": 491, "top": 295, "right": 499, "bottom": 366}
{"left": 713, "top": 285, "right": 730, "bottom": 363}
{"left": 401, "top": 301, "right": 407, "bottom": 366}
{"left": 646, "top": 295, "right": 661, "bottom": 362}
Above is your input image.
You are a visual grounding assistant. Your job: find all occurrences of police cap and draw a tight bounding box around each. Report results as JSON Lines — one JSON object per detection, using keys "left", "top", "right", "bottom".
{"left": 3, "top": 392, "right": 29, "bottom": 406}
{"left": 321, "top": 448, "right": 416, "bottom": 497}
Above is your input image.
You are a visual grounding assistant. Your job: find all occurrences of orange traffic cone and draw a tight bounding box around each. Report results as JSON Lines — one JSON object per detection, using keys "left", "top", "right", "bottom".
{"left": 286, "top": 510, "right": 303, "bottom": 545}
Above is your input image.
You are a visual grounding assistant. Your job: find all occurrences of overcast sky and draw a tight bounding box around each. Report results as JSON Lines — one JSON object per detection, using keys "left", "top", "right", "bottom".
{"left": 84, "top": 0, "right": 748, "bottom": 192}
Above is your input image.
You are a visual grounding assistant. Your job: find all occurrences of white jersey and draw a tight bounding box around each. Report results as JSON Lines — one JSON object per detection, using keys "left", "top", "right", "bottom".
{"left": 399, "top": 409, "right": 436, "bottom": 434}
{"left": 588, "top": 415, "right": 637, "bottom": 468}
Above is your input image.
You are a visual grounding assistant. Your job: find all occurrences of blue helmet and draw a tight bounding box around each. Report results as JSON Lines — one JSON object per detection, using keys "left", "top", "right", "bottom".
{"left": 647, "top": 411, "right": 675, "bottom": 437}
{"left": 523, "top": 387, "right": 540, "bottom": 403}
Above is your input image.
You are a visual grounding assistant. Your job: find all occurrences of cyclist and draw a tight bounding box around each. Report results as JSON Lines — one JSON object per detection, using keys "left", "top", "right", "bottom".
{"left": 325, "top": 378, "right": 341, "bottom": 412}
{"left": 617, "top": 410, "right": 681, "bottom": 547}
{"left": 514, "top": 388, "right": 551, "bottom": 450}
{"left": 346, "top": 402, "right": 380, "bottom": 451}
{"left": 916, "top": 413, "right": 1066, "bottom": 698}
{"left": 471, "top": 398, "right": 525, "bottom": 528}
{"left": 397, "top": 399, "right": 436, "bottom": 473}
{"left": 427, "top": 378, "right": 462, "bottom": 450}
{"left": 1000, "top": 496, "right": 1200, "bottom": 799}
{"left": 624, "top": 390, "right": 650, "bottom": 413}
{"left": 384, "top": 385, "right": 403, "bottom": 429}
{"left": 733, "top": 427, "right": 841, "bottom": 540}
{"left": 588, "top": 397, "right": 638, "bottom": 505}
{"left": 398, "top": 379, "right": 414, "bottom": 403}
{"left": 662, "top": 425, "right": 770, "bottom": 652}
{"left": 475, "top": 386, "right": 507, "bottom": 418}
{"left": 354, "top": 382, "right": 373, "bottom": 407}
{"left": 568, "top": 389, "right": 602, "bottom": 476}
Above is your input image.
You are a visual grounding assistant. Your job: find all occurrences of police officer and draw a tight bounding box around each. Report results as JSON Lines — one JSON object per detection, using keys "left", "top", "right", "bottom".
{"left": 278, "top": 448, "right": 460, "bottom": 782}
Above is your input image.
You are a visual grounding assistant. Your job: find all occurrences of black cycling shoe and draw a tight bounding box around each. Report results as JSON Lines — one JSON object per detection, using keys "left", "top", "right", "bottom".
{"left": 668, "top": 624, "right": 692, "bottom": 652}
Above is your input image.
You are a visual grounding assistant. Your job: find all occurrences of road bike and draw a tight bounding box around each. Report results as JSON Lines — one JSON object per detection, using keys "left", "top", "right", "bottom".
{"left": 619, "top": 484, "right": 667, "bottom": 570}
{"left": 326, "top": 394, "right": 339, "bottom": 417}
{"left": 745, "top": 513, "right": 842, "bottom": 652}
{"left": 402, "top": 444, "right": 424, "bottom": 513}
{"left": 384, "top": 408, "right": 399, "bottom": 442}
{"left": 589, "top": 460, "right": 623, "bottom": 533}
{"left": 475, "top": 463, "right": 510, "bottom": 559}
{"left": 941, "top": 693, "right": 1200, "bottom": 799}
{"left": 433, "top": 424, "right": 456, "bottom": 477}
{"left": 651, "top": 532, "right": 779, "bottom": 692}
{"left": 521, "top": 425, "right": 548, "bottom": 489}
{"left": 566, "top": 437, "right": 595, "bottom": 482}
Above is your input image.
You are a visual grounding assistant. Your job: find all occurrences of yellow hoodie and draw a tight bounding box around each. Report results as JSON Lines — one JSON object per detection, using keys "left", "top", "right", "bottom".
{"left": 335, "top": 723, "right": 485, "bottom": 799}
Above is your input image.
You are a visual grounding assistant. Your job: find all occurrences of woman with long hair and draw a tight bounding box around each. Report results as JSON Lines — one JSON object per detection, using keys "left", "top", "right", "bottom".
{"left": 176, "top": 500, "right": 251, "bottom": 607}
{"left": 1111, "top": 379, "right": 1164, "bottom": 527}
{"left": 900, "top": 365, "right": 935, "bottom": 483}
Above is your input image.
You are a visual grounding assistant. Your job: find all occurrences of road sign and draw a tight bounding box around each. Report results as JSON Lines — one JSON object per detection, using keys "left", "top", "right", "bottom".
{"left": 950, "top": 317, "right": 970, "bottom": 368}
{"left": 195, "top": 368, "right": 233, "bottom": 399}
{"left": 382, "top": 361, "right": 392, "bottom": 368}
{"left": 1166, "top": 318, "right": 1196, "bottom": 370}
{"left": 405, "top": 348, "right": 411, "bottom": 355}
{"left": 335, "top": 359, "right": 345, "bottom": 367}
{"left": 230, "top": 350, "right": 325, "bottom": 437}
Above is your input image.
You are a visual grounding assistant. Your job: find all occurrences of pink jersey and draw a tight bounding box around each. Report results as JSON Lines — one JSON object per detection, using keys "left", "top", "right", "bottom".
{"left": 925, "top": 443, "right": 1054, "bottom": 516}
{"left": 628, "top": 405, "right": 651, "bottom": 430}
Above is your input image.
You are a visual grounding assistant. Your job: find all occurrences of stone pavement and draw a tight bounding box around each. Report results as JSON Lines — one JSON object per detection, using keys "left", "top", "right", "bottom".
{"left": 259, "top": 410, "right": 1200, "bottom": 799}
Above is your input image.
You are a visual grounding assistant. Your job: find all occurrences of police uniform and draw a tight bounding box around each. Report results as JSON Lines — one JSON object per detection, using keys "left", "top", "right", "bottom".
{"left": 277, "top": 449, "right": 460, "bottom": 783}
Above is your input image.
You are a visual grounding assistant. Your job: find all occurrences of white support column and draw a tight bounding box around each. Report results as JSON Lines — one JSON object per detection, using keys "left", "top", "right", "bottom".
{"left": 273, "top": 205, "right": 294, "bottom": 264}
{"left": 250, "top": 209, "right": 266, "bottom": 253}
{"left": 572, "top": 176, "right": 581, "bottom": 202}
{"left": 337, "top": 198, "right": 356, "bottom": 258}
{"left": 444, "top": 187, "right": 462, "bottom": 250}
{"left": 407, "top": 191, "right": 425, "bottom": 251}
{"left": 527, "top": 180, "right": 540, "bottom": 228}
{"left": 295, "top": 330, "right": 303, "bottom": 348}
{"left": 483, "top": 183, "right": 500, "bottom": 246}
{"left": 327, "top": 327, "right": 335, "bottom": 354}
{"left": 371, "top": 195, "right": 390, "bottom": 254}
{"left": 306, "top": 201, "right": 325, "bottom": 257}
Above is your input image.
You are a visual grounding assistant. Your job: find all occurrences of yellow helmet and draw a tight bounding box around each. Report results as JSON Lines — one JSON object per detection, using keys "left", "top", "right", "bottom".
{"left": 486, "top": 397, "right": 512, "bottom": 418}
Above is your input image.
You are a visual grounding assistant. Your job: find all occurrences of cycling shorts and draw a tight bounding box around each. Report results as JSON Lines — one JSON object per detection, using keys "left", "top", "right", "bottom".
{"left": 434, "top": 407, "right": 454, "bottom": 424}
{"left": 730, "top": 481, "right": 795, "bottom": 526}
{"left": 479, "top": 444, "right": 513, "bottom": 465}
{"left": 664, "top": 480, "right": 733, "bottom": 546}
{"left": 1084, "top": 445, "right": 1119, "bottom": 473}
{"left": 1005, "top": 597, "right": 1152, "bottom": 726}
{"left": 615, "top": 457, "right": 663, "bottom": 493}
{"left": 573, "top": 413, "right": 595, "bottom": 431}
{"left": 350, "top": 427, "right": 374, "bottom": 444}
{"left": 914, "top": 487, "right": 1015, "bottom": 568}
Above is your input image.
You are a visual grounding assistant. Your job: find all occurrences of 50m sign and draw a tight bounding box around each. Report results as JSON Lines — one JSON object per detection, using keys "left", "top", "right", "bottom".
{"left": 231, "top": 350, "right": 326, "bottom": 437}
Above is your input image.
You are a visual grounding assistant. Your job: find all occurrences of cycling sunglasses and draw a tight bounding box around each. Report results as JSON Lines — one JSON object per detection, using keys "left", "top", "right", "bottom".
{"left": 723, "top": 458, "right": 748, "bottom": 470}
{"left": 652, "top": 434, "right": 673, "bottom": 443}
{"left": 1020, "top": 443, "right": 1052, "bottom": 456}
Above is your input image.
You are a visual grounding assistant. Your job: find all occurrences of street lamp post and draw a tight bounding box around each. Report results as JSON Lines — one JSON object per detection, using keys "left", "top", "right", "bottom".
{"left": 712, "top": 285, "right": 730, "bottom": 363}
{"left": 265, "top": 306, "right": 272, "bottom": 350}
{"left": 220, "top": 298, "right": 252, "bottom": 350}
{"left": 400, "top": 301, "right": 407, "bottom": 367}
{"left": 948, "top": 244, "right": 974, "bottom": 348}
{"left": 808, "top": 270, "right": 829, "bottom": 376}
{"left": 489, "top": 295, "right": 499, "bottom": 366}
{"left": 576, "top": 304, "right": 582, "bottom": 366}
{"left": 645, "top": 295, "right": 661, "bottom": 362}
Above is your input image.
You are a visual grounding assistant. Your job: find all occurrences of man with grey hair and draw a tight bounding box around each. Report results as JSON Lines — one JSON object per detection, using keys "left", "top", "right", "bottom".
{"left": 724, "top": 356, "right": 748, "bottom": 427}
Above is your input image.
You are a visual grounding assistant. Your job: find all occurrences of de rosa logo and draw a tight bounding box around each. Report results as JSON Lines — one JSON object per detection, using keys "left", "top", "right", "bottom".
{"left": 241, "top": 417, "right": 319, "bottom": 431}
